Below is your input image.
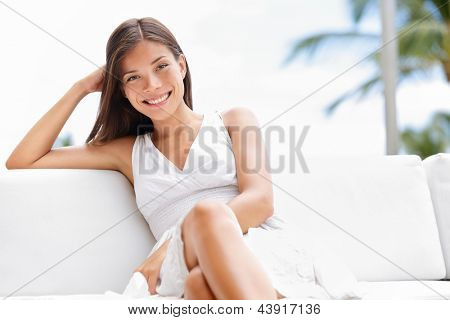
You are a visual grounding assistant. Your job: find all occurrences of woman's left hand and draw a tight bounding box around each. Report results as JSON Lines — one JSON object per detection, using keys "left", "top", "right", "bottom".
{"left": 134, "top": 238, "right": 171, "bottom": 295}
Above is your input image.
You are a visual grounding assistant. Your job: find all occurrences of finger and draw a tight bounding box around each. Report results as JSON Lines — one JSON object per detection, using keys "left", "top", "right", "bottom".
{"left": 147, "top": 277, "right": 157, "bottom": 295}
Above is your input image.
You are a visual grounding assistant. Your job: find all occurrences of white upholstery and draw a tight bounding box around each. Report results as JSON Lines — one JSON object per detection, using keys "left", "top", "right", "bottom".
{"left": 423, "top": 153, "right": 450, "bottom": 279}
{"left": 272, "top": 155, "right": 446, "bottom": 281}
{"left": 1, "top": 154, "right": 449, "bottom": 299}
{"left": 0, "top": 169, "right": 155, "bottom": 297}
{"left": 357, "top": 280, "right": 450, "bottom": 299}
{"left": 6, "top": 281, "right": 450, "bottom": 300}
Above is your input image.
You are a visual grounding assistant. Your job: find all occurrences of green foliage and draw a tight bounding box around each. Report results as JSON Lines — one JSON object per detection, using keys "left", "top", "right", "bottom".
{"left": 285, "top": 0, "right": 450, "bottom": 114}
{"left": 285, "top": 0, "right": 450, "bottom": 156}
{"left": 401, "top": 112, "right": 450, "bottom": 158}
{"left": 52, "top": 132, "right": 74, "bottom": 148}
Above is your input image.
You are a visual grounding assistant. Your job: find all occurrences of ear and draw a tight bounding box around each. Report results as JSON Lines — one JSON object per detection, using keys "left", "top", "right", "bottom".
{"left": 178, "top": 54, "right": 187, "bottom": 79}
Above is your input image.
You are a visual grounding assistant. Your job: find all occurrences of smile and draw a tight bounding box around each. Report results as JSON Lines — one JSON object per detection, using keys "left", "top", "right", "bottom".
{"left": 142, "top": 91, "right": 171, "bottom": 106}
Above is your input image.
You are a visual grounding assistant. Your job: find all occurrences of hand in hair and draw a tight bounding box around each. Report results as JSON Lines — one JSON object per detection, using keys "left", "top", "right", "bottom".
{"left": 77, "top": 65, "right": 106, "bottom": 94}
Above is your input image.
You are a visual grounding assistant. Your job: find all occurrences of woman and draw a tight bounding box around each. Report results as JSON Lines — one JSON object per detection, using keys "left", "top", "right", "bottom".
{"left": 6, "top": 17, "right": 313, "bottom": 300}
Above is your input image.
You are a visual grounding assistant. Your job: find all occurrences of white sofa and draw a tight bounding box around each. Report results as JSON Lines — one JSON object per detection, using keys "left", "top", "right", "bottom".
{"left": 1, "top": 154, "right": 449, "bottom": 299}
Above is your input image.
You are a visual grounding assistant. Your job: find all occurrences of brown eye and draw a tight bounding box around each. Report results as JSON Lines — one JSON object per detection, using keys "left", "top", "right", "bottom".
{"left": 157, "top": 64, "right": 168, "bottom": 70}
{"left": 127, "top": 75, "right": 139, "bottom": 82}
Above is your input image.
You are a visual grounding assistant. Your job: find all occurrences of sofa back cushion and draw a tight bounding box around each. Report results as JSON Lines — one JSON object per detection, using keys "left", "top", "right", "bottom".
{"left": 0, "top": 169, "right": 154, "bottom": 297}
{"left": 423, "top": 153, "right": 450, "bottom": 279}
{"left": 273, "top": 155, "right": 446, "bottom": 281}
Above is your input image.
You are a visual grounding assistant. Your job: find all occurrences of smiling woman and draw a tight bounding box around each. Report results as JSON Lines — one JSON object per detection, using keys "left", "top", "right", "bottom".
{"left": 85, "top": 18, "right": 194, "bottom": 144}
{"left": 5, "top": 17, "right": 318, "bottom": 301}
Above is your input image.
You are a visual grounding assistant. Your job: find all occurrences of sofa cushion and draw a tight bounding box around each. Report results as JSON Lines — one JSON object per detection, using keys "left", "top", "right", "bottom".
{"left": 357, "top": 280, "right": 450, "bottom": 299}
{"left": 0, "top": 169, "right": 155, "bottom": 297}
{"left": 423, "top": 153, "right": 450, "bottom": 279}
{"left": 273, "top": 155, "right": 446, "bottom": 281}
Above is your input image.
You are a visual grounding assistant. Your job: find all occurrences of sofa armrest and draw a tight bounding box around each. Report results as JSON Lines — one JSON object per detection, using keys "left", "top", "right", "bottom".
{"left": 424, "top": 153, "right": 450, "bottom": 279}
{"left": 0, "top": 169, "right": 155, "bottom": 297}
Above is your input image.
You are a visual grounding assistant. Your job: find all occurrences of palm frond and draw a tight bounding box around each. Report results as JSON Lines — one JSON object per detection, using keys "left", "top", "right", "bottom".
{"left": 399, "top": 0, "right": 431, "bottom": 21}
{"left": 431, "top": 111, "right": 450, "bottom": 137}
{"left": 400, "top": 128, "right": 442, "bottom": 158}
{"left": 397, "top": 19, "right": 449, "bottom": 60}
{"left": 401, "top": 126, "right": 448, "bottom": 158}
{"left": 282, "top": 31, "right": 378, "bottom": 66}
{"left": 349, "top": 0, "right": 376, "bottom": 24}
{"left": 349, "top": 0, "right": 436, "bottom": 24}
{"left": 323, "top": 59, "right": 436, "bottom": 117}
{"left": 429, "top": 0, "right": 450, "bottom": 21}
{"left": 398, "top": 59, "right": 437, "bottom": 81}
{"left": 368, "top": 48, "right": 438, "bottom": 75}
{"left": 400, "top": 110, "right": 450, "bottom": 158}
{"left": 324, "top": 74, "right": 381, "bottom": 116}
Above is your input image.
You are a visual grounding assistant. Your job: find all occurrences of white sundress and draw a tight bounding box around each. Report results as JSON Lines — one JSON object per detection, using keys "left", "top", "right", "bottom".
{"left": 128, "top": 109, "right": 335, "bottom": 299}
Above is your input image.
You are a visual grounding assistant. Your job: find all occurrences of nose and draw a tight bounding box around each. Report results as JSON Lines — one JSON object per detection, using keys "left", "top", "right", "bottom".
{"left": 142, "top": 71, "right": 162, "bottom": 92}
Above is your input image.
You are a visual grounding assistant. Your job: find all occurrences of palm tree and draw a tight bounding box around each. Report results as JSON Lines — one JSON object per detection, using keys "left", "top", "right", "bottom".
{"left": 284, "top": 0, "right": 450, "bottom": 115}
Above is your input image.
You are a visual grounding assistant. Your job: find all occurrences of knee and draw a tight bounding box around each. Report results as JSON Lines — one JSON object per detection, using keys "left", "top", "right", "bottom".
{"left": 193, "top": 200, "right": 227, "bottom": 216}
{"left": 186, "top": 200, "right": 233, "bottom": 228}
{"left": 182, "top": 200, "right": 240, "bottom": 244}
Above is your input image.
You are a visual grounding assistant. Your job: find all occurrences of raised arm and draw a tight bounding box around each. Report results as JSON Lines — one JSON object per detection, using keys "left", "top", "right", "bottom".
{"left": 4, "top": 66, "right": 122, "bottom": 172}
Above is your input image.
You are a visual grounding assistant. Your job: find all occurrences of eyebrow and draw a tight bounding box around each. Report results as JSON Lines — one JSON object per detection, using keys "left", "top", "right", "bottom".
{"left": 122, "top": 55, "right": 167, "bottom": 78}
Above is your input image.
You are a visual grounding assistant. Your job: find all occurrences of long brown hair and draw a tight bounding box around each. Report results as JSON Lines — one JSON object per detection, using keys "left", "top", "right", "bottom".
{"left": 85, "top": 17, "right": 193, "bottom": 145}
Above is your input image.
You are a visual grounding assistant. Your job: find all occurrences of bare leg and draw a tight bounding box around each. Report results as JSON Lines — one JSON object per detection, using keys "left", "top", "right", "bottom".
{"left": 184, "top": 265, "right": 216, "bottom": 299}
{"left": 181, "top": 200, "right": 277, "bottom": 300}
{"left": 184, "top": 265, "right": 285, "bottom": 300}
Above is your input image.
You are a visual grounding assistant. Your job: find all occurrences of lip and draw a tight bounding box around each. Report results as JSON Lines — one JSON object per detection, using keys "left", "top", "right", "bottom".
{"left": 142, "top": 91, "right": 172, "bottom": 109}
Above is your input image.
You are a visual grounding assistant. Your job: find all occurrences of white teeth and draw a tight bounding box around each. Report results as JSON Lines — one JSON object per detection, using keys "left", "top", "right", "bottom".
{"left": 145, "top": 92, "right": 170, "bottom": 105}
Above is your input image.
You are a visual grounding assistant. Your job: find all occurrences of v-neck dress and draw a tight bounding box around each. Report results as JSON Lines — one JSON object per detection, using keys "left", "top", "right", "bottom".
{"left": 129, "top": 110, "right": 327, "bottom": 299}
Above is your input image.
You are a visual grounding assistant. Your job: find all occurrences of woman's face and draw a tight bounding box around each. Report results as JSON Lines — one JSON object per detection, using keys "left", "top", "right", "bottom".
{"left": 120, "top": 40, "right": 187, "bottom": 121}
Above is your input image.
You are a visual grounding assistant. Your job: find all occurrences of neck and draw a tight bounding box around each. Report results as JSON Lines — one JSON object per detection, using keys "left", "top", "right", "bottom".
{"left": 151, "top": 102, "right": 202, "bottom": 140}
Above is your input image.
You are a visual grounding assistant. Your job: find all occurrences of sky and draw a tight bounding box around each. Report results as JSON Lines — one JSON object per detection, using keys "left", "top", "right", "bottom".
{"left": 1, "top": 0, "right": 449, "bottom": 172}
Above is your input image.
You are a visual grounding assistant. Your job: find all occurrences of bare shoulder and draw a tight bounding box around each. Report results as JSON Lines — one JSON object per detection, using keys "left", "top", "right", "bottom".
{"left": 107, "top": 135, "right": 136, "bottom": 162}
{"left": 105, "top": 135, "right": 137, "bottom": 186}
{"left": 220, "top": 107, "right": 260, "bottom": 132}
{"left": 79, "top": 135, "right": 136, "bottom": 186}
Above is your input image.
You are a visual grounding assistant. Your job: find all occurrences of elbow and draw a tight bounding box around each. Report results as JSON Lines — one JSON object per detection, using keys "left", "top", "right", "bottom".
{"left": 5, "top": 158, "right": 14, "bottom": 170}
{"left": 5, "top": 153, "right": 19, "bottom": 169}
{"left": 5, "top": 158, "right": 27, "bottom": 170}
{"left": 5, "top": 161, "right": 18, "bottom": 170}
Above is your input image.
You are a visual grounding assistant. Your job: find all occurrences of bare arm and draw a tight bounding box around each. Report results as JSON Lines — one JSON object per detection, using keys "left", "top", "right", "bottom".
{"left": 6, "top": 82, "right": 87, "bottom": 168}
{"left": 4, "top": 67, "right": 121, "bottom": 171}
{"left": 222, "top": 107, "right": 274, "bottom": 235}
